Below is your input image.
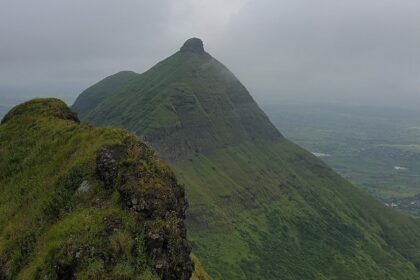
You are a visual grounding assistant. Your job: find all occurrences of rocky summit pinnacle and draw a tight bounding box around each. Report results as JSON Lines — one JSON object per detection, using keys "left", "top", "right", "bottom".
{"left": 180, "top": 37, "right": 205, "bottom": 54}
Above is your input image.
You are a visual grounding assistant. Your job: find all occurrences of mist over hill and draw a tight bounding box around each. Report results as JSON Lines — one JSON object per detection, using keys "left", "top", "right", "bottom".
{"left": 72, "top": 38, "right": 420, "bottom": 279}
{"left": 3, "top": 1, "right": 420, "bottom": 108}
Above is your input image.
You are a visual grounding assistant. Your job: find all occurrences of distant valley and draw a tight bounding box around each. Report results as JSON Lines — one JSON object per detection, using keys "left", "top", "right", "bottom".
{"left": 263, "top": 100, "right": 420, "bottom": 217}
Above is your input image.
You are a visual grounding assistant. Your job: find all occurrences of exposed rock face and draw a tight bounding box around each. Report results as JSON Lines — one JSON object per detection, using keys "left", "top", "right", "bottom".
{"left": 96, "top": 143, "right": 194, "bottom": 280}
{"left": 180, "top": 37, "right": 205, "bottom": 55}
{"left": 96, "top": 146, "right": 126, "bottom": 189}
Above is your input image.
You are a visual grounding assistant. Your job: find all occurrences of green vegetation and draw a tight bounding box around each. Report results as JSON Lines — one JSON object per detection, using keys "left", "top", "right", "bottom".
{"left": 73, "top": 38, "right": 420, "bottom": 279}
{"left": 174, "top": 139, "right": 420, "bottom": 279}
{"left": 0, "top": 98, "right": 200, "bottom": 279}
{"left": 263, "top": 101, "right": 420, "bottom": 216}
{"left": 73, "top": 38, "right": 279, "bottom": 160}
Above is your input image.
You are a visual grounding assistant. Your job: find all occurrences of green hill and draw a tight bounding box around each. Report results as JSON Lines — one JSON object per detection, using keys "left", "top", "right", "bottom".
{"left": 73, "top": 38, "right": 420, "bottom": 279}
{"left": 0, "top": 98, "right": 210, "bottom": 280}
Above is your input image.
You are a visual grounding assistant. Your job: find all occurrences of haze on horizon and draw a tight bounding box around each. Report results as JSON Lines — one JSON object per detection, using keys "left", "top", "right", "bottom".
{"left": 1, "top": 0, "right": 420, "bottom": 108}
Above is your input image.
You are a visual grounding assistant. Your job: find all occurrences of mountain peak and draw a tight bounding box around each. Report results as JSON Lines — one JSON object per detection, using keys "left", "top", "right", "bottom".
{"left": 180, "top": 37, "right": 205, "bottom": 54}
{"left": 73, "top": 39, "right": 281, "bottom": 160}
{"left": 72, "top": 39, "right": 420, "bottom": 279}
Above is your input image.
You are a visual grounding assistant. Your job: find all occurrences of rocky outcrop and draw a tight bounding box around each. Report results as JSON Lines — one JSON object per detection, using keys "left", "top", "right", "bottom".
{"left": 96, "top": 142, "right": 194, "bottom": 280}
{"left": 0, "top": 98, "right": 200, "bottom": 279}
{"left": 180, "top": 38, "right": 205, "bottom": 55}
{"left": 96, "top": 146, "right": 127, "bottom": 189}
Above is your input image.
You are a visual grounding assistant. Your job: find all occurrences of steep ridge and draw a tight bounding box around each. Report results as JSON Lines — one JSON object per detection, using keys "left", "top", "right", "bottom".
{"left": 73, "top": 38, "right": 280, "bottom": 161}
{"left": 73, "top": 38, "right": 420, "bottom": 279}
{"left": 0, "top": 98, "right": 210, "bottom": 280}
{"left": 74, "top": 71, "right": 140, "bottom": 120}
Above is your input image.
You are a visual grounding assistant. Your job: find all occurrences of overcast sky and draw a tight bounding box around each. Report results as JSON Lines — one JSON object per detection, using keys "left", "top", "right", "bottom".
{"left": 1, "top": 0, "right": 420, "bottom": 107}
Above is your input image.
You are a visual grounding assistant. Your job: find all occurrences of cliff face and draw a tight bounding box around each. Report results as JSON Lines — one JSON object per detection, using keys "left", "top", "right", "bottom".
{"left": 0, "top": 98, "right": 196, "bottom": 279}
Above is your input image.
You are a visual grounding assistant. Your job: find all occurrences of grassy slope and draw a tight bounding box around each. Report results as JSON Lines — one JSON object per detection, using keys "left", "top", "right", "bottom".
{"left": 72, "top": 41, "right": 420, "bottom": 279}
{"left": 174, "top": 139, "right": 420, "bottom": 279}
{"left": 73, "top": 71, "right": 140, "bottom": 120}
{"left": 0, "top": 99, "right": 207, "bottom": 280}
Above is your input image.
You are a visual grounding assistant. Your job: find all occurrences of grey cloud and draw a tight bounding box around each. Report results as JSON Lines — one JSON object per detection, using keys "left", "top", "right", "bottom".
{"left": 218, "top": 0, "right": 420, "bottom": 105}
{"left": 1, "top": 0, "right": 420, "bottom": 107}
